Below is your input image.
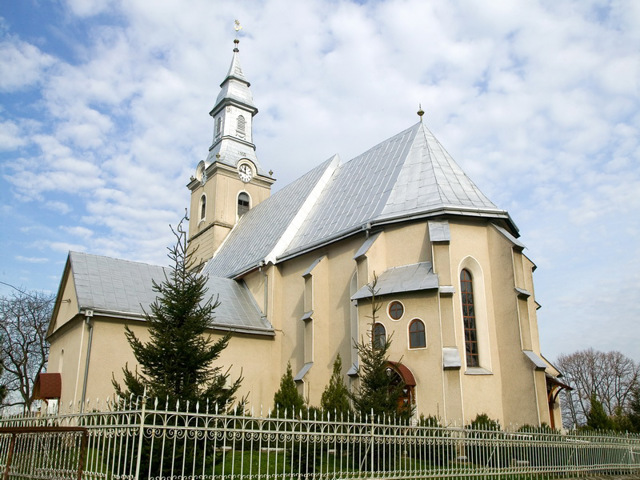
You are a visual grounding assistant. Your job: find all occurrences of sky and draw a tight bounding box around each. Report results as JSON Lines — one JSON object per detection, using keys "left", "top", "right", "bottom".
{"left": 0, "top": 0, "right": 639, "bottom": 363}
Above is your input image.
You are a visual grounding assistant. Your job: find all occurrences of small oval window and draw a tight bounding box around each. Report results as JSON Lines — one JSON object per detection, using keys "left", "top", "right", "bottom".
{"left": 388, "top": 301, "right": 404, "bottom": 320}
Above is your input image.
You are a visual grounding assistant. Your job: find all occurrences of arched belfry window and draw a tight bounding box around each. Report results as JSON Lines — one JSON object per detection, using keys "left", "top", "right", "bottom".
{"left": 215, "top": 117, "right": 222, "bottom": 138}
{"left": 408, "top": 319, "right": 426, "bottom": 348}
{"left": 237, "top": 192, "right": 250, "bottom": 217}
{"left": 236, "top": 115, "right": 246, "bottom": 138}
{"left": 199, "top": 194, "right": 206, "bottom": 221}
{"left": 460, "top": 269, "right": 479, "bottom": 367}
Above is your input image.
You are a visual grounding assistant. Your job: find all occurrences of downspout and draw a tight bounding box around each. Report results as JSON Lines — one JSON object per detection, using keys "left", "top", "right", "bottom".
{"left": 80, "top": 310, "right": 94, "bottom": 412}
{"left": 259, "top": 261, "right": 268, "bottom": 318}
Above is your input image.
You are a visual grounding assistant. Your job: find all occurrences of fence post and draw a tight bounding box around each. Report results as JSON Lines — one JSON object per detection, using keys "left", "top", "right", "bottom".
{"left": 370, "top": 409, "right": 375, "bottom": 477}
{"left": 134, "top": 391, "right": 148, "bottom": 480}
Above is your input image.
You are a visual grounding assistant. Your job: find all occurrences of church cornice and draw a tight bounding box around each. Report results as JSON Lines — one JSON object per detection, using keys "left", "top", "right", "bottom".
{"left": 209, "top": 134, "right": 256, "bottom": 153}
{"left": 189, "top": 220, "right": 234, "bottom": 242}
{"left": 210, "top": 98, "right": 258, "bottom": 118}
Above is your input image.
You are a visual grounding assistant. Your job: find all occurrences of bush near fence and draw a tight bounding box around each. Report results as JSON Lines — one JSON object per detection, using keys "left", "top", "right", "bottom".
{"left": 0, "top": 397, "right": 639, "bottom": 480}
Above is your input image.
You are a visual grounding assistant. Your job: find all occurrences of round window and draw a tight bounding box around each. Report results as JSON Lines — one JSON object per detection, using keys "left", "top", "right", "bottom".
{"left": 388, "top": 301, "right": 404, "bottom": 320}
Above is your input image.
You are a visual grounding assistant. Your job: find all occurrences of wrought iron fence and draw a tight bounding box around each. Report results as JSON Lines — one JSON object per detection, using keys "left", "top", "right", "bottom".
{"left": 0, "top": 426, "right": 88, "bottom": 479}
{"left": 1, "top": 397, "right": 639, "bottom": 480}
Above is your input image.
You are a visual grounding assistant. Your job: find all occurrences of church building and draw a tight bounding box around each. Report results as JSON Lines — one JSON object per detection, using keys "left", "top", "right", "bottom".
{"left": 46, "top": 39, "right": 565, "bottom": 428}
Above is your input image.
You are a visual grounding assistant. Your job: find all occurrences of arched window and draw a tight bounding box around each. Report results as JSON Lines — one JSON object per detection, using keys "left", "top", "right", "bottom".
{"left": 372, "top": 323, "right": 386, "bottom": 350}
{"left": 388, "top": 301, "right": 404, "bottom": 320}
{"left": 236, "top": 115, "right": 246, "bottom": 137}
{"left": 215, "top": 117, "right": 222, "bottom": 137}
{"left": 408, "top": 319, "right": 426, "bottom": 348}
{"left": 199, "top": 194, "right": 206, "bottom": 221}
{"left": 460, "top": 269, "right": 479, "bottom": 367}
{"left": 237, "top": 192, "right": 250, "bottom": 217}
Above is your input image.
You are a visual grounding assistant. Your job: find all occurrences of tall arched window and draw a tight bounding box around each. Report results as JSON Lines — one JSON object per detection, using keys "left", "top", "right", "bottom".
{"left": 373, "top": 323, "right": 386, "bottom": 350}
{"left": 236, "top": 115, "right": 246, "bottom": 137}
{"left": 408, "top": 319, "right": 426, "bottom": 348}
{"left": 199, "top": 194, "right": 206, "bottom": 221}
{"left": 460, "top": 269, "right": 479, "bottom": 367}
{"left": 237, "top": 192, "right": 250, "bottom": 217}
{"left": 215, "top": 117, "right": 222, "bottom": 137}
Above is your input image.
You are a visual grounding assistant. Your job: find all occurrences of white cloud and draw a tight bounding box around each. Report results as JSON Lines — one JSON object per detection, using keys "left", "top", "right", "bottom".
{"left": 15, "top": 256, "right": 49, "bottom": 263}
{"left": 45, "top": 201, "right": 72, "bottom": 214}
{"left": 0, "top": 37, "right": 55, "bottom": 91}
{"left": 0, "top": 120, "right": 27, "bottom": 150}
{"left": 1, "top": 0, "right": 639, "bottom": 360}
{"left": 48, "top": 241, "right": 86, "bottom": 253}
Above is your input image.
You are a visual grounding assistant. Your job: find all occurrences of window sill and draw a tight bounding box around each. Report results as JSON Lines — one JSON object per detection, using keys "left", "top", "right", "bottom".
{"left": 464, "top": 367, "right": 492, "bottom": 375}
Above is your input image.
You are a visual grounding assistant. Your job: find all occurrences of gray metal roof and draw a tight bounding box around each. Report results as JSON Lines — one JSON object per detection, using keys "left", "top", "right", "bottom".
{"left": 209, "top": 121, "right": 517, "bottom": 278}
{"left": 428, "top": 220, "right": 451, "bottom": 242}
{"left": 212, "top": 48, "right": 256, "bottom": 115}
{"left": 68, "top": 252, "right": 272, "bottom": 335}
{"left": 351, "top": 262, "right": 439, "bottom": 301}
{"left": 203, "top": 157, "right": 337, "bottom": 278}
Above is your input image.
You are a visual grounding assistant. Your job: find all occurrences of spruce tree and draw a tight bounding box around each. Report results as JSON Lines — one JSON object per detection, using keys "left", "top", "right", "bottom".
{"left": 350, "top": 275, "right": 412, "bottom": 419}
{"left": 628, "top": 386, "right": 640, "bottom": 433}
{"left": 273, "top": 362, "right": 305, "bottom": 417}
{"left": 113, "top": 217, "right": 242, "bottom": 410}
{"left": 320, "top": 354, "right": 351, "bottom": 417}
{"left": 586, "top": 394, "right": 614, "bottom": 431}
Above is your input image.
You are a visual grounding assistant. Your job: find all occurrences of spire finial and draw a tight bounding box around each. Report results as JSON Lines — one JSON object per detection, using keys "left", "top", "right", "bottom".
{"left": 417, "top": 104, "right": 425, "bottom": 122}
{"left": 233, "top": 20, "right": 242, "bottom": 52}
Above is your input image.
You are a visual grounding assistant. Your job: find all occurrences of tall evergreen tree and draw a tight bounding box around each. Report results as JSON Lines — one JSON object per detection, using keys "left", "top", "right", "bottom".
{"left": 320, "top": 354, "right": 351, "bottom": 416}
{"left": 273, "top": 362, "right": 305, "bottom": 417}
{"left": 350, "top": 275, "right": 412, "bottom": 419}
{"left": 113, "top": 217, "right": 242, "bottom": 409}
{"left": 586, "top": 394, "right": 614, "bottom": 431}
{"left": 628, "top": 386, "right": 640, "bottom": 433}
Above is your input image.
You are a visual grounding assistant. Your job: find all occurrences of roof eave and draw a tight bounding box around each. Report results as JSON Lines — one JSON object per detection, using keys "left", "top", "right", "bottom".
{"left": 274, "top": 206, "right": 517, "bottom": 266}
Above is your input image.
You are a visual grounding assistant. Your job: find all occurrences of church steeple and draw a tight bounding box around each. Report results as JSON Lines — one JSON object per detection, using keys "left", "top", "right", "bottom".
{"left": 187, "top": 36, "right": 274, "bottom": 269}
{"left": 206, "top": 38, "right": 264, "bottom": 174}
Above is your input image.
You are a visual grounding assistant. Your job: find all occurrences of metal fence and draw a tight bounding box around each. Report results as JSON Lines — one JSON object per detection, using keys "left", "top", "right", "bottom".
{"left": 1, "top": 397, "right": 639, "bottom": 480}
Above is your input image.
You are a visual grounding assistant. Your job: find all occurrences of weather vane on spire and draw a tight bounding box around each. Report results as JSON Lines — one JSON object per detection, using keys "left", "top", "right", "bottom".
{"left": 233, "top": 20, "right": 242, "bottom": 51}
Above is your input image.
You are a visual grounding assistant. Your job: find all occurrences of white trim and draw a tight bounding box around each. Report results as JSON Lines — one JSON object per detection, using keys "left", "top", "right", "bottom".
{"left": 407, "top": 318, "right": 427, "bottom": 350}
{"left": 387, "top": 300, "right": 405, "bottom": 321}
{"left": 199, "top": 193, "right": 207, "bottom": 222}
{"left": 264, "top": 155, "right": 341, "bottom": 265}
{"left": 457, "top": 256, "right": 492, "bottom": 373}
{"left": 237, "top": 190, "right": 252, "bottom": 220}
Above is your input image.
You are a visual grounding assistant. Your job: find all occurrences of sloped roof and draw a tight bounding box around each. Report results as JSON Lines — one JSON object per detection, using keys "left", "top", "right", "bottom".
{"left": 203, "top": 156, "right": 338, "bottom": 278}
{"left": 351, "top": 262, "right": 439, "bottom": 301}
{"left": 207, "top": 121, "right": 517, "bottom": 278}
{"left": 66, "top": 252, "right": 272, "bottom": 335}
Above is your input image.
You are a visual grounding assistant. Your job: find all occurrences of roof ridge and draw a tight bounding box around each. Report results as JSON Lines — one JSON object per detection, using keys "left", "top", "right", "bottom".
{"left": 69, "top": 251, "right": 167, "bottom": 270}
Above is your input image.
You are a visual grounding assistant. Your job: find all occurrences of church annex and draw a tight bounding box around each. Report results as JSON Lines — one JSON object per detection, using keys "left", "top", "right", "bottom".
{"left": 47, "top": 39, "right": 564, "bottom": 428}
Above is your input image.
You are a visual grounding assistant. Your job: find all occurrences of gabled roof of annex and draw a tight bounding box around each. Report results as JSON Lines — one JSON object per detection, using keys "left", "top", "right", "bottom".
{"left": 60, "top": 251, "right": 273, "bottom": 335}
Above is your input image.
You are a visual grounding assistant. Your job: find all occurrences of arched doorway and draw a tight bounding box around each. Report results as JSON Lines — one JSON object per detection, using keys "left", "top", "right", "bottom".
{"left": 386, "top": 361, "right": 416, "bottom": 411}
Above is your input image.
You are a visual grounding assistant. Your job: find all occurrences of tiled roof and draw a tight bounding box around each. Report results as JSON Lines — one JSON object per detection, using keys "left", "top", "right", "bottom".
{"left": 68, "top": 252, "right": 272, "bottom": 335}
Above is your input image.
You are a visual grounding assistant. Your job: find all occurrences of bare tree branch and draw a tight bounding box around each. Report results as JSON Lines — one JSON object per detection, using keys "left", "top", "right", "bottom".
{"left": 557, "top": 348, "right": 639, "bottom": 429}
{"left": 0, "top": 290, "right": 54, "bottom": 410}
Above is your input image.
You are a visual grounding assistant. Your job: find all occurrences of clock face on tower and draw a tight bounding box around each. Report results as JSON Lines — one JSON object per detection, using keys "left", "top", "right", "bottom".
{"left": 238, "top": 163, "right": 253, "bottom": 183}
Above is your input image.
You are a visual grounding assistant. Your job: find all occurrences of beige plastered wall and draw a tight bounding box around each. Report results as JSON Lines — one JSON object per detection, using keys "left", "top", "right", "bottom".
{"left": 49, "top": 314, "right": 279, "bottom": 410}
{"left": 188, "top": 166, "right": 272, "bottom": 266}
